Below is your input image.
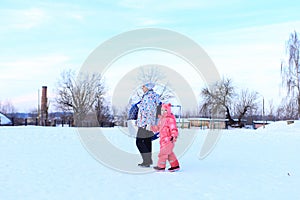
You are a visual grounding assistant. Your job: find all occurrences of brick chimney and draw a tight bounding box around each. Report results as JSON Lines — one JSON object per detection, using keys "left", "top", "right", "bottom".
{"left": 41, "top": 86, "right": 48, "bottom": 125}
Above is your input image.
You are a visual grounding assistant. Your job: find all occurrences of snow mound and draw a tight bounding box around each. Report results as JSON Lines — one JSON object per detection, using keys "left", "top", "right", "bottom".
{"left": 0, "top": 112, "right": 12, "bottom": 125}
{"left": 257, "top": 120, "right": 300, "bottom": 134}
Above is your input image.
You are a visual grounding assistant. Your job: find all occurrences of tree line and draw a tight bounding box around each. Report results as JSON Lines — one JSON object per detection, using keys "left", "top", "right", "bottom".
{"left": 1, "top": 31, "right": 300, "bottom": 127}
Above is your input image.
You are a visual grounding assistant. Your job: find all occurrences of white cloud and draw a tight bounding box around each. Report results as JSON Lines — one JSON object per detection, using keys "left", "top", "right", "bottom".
{"left": 117, "top": 0, "right": 149, "bottom": 9}
{"left": 136, "top": 18, "right": 168, "bottom": 26}
{"left": 68, "top": 13, "right": 85, "bottom": 21}
{"left": 0, "top": 54, "right": 70, "bottom": 80}
{"left": 0, "top": 4, "right": 93, "bottom": 32}
{"left": 117, "top": 0, "right": 240, "bottom": 10}
{"left": 0, "top": 8, "right": 48, "bottom": 30}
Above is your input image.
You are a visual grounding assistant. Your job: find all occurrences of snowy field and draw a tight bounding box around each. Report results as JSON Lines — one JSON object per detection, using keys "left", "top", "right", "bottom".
{"left": 0, "top": 121, "right": 300, "bottom": 200}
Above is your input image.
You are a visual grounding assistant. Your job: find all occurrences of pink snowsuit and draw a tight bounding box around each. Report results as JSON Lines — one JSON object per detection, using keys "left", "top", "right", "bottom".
{"left": 151, "top": 103, "right": 180, "bottom": 169}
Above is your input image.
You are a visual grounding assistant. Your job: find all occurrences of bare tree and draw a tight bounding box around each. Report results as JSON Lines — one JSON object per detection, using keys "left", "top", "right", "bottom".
{"left": 93, "top": 78, "right": 113, "bottom": 125}
{"left": 276, "top": 97, "right": 298, "bottom": 120}
{"left": 55, "top": 69, "right": 105, "bottom": 127}
{"left": 112, "top": 106, "right": 128, "bottom": 126}
{"left": 0, "top": 100, "right": 16, "bottom": 118}
{"left": 266, "top": 100, "right": 276, "bottom": 121}
{"left": 29, "top": 108, "right": 38, "bottom": 118}
{"left": 200, "top": 78, "right": 258, "bottom": 127}
{"left": 267, "top": 100, "right": 274, "bottom": 117}
{"left": 137, "top": 66, "right": 163, "bottom": 85}
{"left": 200, "top": 78, "right": 235, "bottom": 125}
{"left": 281, "top": 30, "right": 300, "bottom": 119}
{"left": 134, "top": 66, "right": 174, "bottom": 102}
{"left": 95, "top": 96, "right": 113, "bottom": 126}
{"left": 235, "top": 89, "right": 258, "bottom": 126}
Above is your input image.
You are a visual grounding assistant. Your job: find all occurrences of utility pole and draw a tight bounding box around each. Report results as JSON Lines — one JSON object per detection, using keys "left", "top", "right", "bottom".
{"left": 263, "top": 97, "right": 265, "bottom": 128}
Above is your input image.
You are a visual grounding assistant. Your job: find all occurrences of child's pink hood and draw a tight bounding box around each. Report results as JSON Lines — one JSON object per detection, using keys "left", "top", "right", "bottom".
{"left": 162, "top": 103, "right": 172, "bottom": 116}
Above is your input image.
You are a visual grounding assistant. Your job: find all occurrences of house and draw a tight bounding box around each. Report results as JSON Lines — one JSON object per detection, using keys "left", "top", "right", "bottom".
{"left": 187, "top": 118, "right": 228, "bottom": 129}
{"left": 0, "top": 112, "right": 12, "bottom": 125}
{"left": 253, "top": 121, "right": 271, "bottom": 129}
{"left": 176, "top": 118, "right": 191, "bottom": 128}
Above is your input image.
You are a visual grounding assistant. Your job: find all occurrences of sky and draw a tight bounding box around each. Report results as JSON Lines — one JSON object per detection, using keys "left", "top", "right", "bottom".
{"left": 0, "top": 0, "right": 300, "bottom": 112}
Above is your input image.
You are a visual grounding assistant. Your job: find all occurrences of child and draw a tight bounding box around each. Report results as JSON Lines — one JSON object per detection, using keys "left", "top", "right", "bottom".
{"left": 151, "top": 103, "right": 180, "bottom": 172}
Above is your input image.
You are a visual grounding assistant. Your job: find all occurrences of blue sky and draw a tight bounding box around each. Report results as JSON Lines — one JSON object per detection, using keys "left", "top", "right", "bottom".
{"left": 1, "top": 0, "right": 300, "bottom": 112}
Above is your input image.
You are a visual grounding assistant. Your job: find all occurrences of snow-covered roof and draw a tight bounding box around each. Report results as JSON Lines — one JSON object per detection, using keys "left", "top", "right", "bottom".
{"left": 253, "top": 120, "right": 273, "bottom": 124}
{"left": 187, "top": 118, "right": 228, "bottom": 121}
{"left": 0, "top": 112, "right": 12, "bottom": 125}
{"left": 176, "top": 118, "right": 190, "bottom": 123}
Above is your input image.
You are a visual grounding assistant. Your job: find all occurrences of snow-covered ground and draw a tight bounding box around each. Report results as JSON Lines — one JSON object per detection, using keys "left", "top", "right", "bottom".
{"left": 0, "top": 121, "right": 300, "bottom": 200}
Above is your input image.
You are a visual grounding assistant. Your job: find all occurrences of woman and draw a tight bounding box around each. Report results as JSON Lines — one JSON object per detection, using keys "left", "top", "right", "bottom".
{"left": 136, "top": 83, "right": 161, "bottom": 167}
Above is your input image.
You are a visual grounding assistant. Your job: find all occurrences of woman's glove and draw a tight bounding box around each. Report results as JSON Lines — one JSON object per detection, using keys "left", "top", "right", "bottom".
{"left": 151, "top": 132, "right": 160, "bottom": 141}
